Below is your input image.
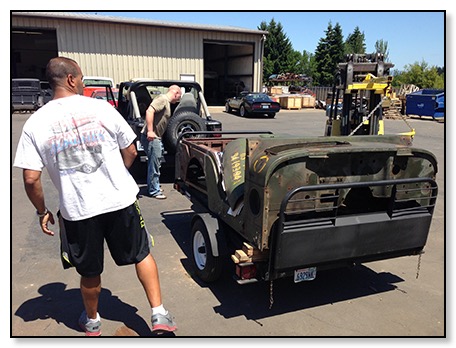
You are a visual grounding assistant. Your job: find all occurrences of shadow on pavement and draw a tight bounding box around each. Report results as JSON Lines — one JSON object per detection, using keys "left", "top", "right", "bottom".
{"left": 14, "top": 282, "right": 161, "bottom": 337}
{"left": 161, "top": 209, "right": 405, "bottom": 321}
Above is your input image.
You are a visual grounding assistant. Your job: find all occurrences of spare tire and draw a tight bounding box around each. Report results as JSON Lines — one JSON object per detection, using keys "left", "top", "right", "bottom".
{"left": 163, "top": 111, "right": 206, "bottom": 154}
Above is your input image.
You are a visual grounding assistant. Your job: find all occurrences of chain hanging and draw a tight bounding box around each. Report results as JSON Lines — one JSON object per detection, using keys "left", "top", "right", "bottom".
{"left": 416, "top": 252, "right": 422, "bottom": 279}
{"left": 269, "top": 280, "right": 274, "bottom": 309}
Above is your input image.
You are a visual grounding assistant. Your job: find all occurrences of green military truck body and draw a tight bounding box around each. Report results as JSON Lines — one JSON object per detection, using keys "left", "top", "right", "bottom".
{"left": 174, "top": 132, "right": 438, "bottom": 284}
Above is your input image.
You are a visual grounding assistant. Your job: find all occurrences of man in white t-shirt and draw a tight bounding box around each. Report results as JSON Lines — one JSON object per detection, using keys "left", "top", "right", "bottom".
{"left": 13, "top": 57, "right": 177, "bottom": 336}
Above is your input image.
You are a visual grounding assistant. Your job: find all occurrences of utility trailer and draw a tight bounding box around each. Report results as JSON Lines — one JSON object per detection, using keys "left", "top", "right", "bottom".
{"left": 174, "top": 132, "right": 438, "bottom": 285}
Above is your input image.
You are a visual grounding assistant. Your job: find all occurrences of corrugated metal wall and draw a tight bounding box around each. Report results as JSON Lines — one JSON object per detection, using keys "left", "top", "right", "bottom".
{"left": 12, "top": 15, "right": 264, "bottom": 92}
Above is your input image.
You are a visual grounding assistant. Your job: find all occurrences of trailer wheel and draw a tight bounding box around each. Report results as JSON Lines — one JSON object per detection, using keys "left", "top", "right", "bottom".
{"left": 191, "top": 218, "right": 222, "bottom": 283}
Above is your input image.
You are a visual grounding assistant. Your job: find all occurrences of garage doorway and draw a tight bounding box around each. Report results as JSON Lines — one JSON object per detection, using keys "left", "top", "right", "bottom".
{"left": 11, "top": 28, "right": 58, "bottom": 81}
{"left": 203, "top": 41, "right": 254, "bottom": 105}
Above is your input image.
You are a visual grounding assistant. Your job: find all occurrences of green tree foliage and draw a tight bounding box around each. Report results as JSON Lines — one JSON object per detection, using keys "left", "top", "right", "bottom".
{"left": 345, "top": 26, "right": 366, "bottom": 55}
{"left": 258, "top": 19, "right": 295, "bottom": 82}
{"left": 374, "top": 39, "right": 390, "bottom": 62}
{"left": 393, "top": 61, "right": 444, "bottom": 89}
{"left": 258, "top": 20, "right": 443, "bottom": 89}
{"left": 314, "top": 22, "right": 345, "bottom": 86}
{"left": 297, "top": 50, "right": 316, "bottom": 78}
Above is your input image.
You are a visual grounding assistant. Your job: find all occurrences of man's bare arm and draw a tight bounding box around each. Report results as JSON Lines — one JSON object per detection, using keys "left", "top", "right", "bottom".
{"left": 120, "top": 143, "right": 137, "bottom": 169}
{"left": 23, "top": 169, "right": 55, "bottom": 236}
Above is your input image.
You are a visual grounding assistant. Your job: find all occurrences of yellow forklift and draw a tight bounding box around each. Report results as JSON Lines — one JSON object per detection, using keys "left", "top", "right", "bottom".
{"left": 325, "top": 53, "right": 414, "bottom": 137}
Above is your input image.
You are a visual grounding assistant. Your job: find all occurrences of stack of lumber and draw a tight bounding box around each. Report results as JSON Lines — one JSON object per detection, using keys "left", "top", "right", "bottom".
{"left": 231, "top": 242, "right": 268, "bottom": 264}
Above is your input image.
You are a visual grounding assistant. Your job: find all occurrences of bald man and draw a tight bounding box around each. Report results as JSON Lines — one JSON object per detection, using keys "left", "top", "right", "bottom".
{"left": 140, "top": 85, "right": 182, "bottom": 199}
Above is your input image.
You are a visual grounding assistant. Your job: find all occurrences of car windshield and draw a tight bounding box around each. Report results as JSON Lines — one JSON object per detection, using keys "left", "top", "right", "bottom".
{"left": 83, "top": 79, "right": 113, "bottom": 87}
{"left": 92, "top": 90, "right": 118, "bottom": 102}
{"left": 249, "top": 93, "right": 269, "bottom": 100}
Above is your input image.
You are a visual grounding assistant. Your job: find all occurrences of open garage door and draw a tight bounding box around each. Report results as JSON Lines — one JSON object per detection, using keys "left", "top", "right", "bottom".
{"left": 204, "top": 41, "right": 254, "bottom": 105}
{"left": 11, "top": 28, "right": 58, "bottom": 81}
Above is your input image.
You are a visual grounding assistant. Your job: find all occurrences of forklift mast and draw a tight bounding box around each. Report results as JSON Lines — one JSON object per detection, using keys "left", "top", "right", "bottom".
{"left": 325, "top": 53, "right": 394, "bottom": 136}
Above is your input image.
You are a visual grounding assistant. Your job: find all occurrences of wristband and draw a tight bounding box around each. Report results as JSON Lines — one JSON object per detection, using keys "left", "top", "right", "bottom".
{"left": 36, "top": 208, "right": 49, "bottom": 218}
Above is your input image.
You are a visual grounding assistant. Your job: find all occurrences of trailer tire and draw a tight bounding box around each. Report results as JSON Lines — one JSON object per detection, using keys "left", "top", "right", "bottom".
{"left": 191, "top": 218, "right": 222, "bottom": 283}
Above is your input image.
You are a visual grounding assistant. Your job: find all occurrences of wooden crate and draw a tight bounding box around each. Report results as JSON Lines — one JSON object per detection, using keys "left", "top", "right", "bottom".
{"left": 280, "top": 96, "right": 301, "bottom": 109}
{"left": 302, "top": 96, "right": 316, "bottom": 108}
{"left": 271, "top": 87, "right": 283, "bottom": 95}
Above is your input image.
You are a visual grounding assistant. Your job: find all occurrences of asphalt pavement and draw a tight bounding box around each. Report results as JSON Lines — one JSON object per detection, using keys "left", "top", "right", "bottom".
{"left": 10, "top": 107, "right": 445, "bottom": 340}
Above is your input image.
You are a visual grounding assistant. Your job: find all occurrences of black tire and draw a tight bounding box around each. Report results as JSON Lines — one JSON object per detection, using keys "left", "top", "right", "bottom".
{"left": 163, "top": 112, "right": 206, "bottom": 154}
{"left": 268, "top": 112, "right": 276, "bottom": 118}
{"left": 225, "top": 101, "right": 232, "bottom": 113}
{"left": 240, "top": 104, "right": 249, "bottom": 117}
{"left": 191, "top": 218, "right": 222, "bottom": 283}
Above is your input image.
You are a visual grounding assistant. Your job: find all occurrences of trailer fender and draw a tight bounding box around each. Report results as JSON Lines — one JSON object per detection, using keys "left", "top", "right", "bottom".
{"left": 191, "top": 213, "right": 228, "bottom": 257}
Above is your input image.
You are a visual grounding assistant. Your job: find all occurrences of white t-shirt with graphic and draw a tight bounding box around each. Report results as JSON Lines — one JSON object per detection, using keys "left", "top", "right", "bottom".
{"left": 14, "top": 95, "right": 139, "bottom": 221}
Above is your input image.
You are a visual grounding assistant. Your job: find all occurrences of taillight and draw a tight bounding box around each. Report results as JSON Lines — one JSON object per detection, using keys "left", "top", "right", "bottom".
{"left": 235, "top": 262, "right": 257, "bottom": 280}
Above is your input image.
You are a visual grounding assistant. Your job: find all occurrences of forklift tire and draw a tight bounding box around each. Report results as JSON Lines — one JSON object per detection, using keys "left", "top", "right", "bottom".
{"left": 191, "top": 218, "right": 222, "bottom": 283}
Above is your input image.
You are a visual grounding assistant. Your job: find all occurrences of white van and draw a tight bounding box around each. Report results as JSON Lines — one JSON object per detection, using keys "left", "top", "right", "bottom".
{"left": 82, "top": 76, "right": 114, "bottom": 87}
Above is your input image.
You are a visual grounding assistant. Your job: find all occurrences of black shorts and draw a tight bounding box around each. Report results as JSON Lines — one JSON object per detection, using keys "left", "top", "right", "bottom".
{"left": 58, "top": 201, "right": 152, "bottom": 277}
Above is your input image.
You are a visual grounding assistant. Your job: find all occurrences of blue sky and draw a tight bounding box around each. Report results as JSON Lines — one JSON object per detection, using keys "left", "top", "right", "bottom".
{"left": 83, "top": 11, "right": 445, "bottom": 72}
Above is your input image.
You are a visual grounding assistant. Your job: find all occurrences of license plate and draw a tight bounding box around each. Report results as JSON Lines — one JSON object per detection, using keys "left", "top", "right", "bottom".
{"left": 262, "top": 105, "right": 269, "bottom": 109}
{"left": 294, "top": 267, "right": 316, "bottom": 283}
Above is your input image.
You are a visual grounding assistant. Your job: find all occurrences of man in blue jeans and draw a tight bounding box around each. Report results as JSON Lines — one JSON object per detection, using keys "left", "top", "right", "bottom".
{"left": 140, "top": 85, "right": 182, "bottom": 199}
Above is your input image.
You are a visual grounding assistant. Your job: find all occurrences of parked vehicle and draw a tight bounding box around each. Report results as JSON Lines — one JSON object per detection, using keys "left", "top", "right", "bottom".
{"left": 225, "top": 92, "right": 281, "bottom": 118}
{"left": 86, "top": 87, "right": 118, "bottom": 107}
{"left": 40, "top": 81, "right": 53, "bottom": 105}
{"left": 115, "top": 79, "right": 222, "bottom": 178}
{"left": 12, "top": 78, "right": 43, "bottom": 112}
{"left": 82, "top": 76, "right": 114, "bottom": 88}
{"left": 174, "top": 132, "right": 438, "bottom": 285}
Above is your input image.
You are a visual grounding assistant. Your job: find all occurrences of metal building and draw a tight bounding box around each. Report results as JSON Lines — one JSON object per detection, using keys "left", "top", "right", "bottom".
{"left": 11, "top": 11, "right": 268, "bottom": 105}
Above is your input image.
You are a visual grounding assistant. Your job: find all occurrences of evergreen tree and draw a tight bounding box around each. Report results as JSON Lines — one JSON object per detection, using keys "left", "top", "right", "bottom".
{"left": 345, "top": 26, "right": 366, "bottom": 55}
{"left": 258, "top": 19, "right": 295, "bottom": 83}
{"left": 297, "top": 50, "right": 315, "bottom": 78}
{"left": 314, "top": 22, "right": 345, "bottom": 86}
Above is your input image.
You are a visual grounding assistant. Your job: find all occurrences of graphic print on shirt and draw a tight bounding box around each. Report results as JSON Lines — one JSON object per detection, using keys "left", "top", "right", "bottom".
{"left": 49, "top": 115, "right": 106, "bottom": 174}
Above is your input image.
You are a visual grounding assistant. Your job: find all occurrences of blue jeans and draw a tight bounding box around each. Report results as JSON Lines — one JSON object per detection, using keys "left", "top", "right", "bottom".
{"left": 140, "top": 134, "right": 164, "bottom": 196}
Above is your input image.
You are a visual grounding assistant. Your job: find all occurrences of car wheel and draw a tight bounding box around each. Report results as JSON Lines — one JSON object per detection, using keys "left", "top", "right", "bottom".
{"left": 225, "top": 102, "right": 232, "bottom": 113}
{"left": 268, "top": 113, "right": 276, "bottom": 118}
{"left": 164, "top": 111, "right": 206, "bottom": 154}
{"left": 240, "top": 105, "right": 248, "bottom": 117}
{"left": 191, "top": 218, "right": 222, "bottom": 283}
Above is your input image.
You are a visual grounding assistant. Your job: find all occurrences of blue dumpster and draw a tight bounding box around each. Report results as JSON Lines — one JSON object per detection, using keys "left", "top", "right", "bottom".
{"left": 406, "top": 89, "right": 444, "bottom": 121}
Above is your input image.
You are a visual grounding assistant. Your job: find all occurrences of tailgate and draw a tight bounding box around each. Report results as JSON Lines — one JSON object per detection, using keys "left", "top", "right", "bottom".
{"left": 269, "top": 177, "right": 437, "bottom": 279}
